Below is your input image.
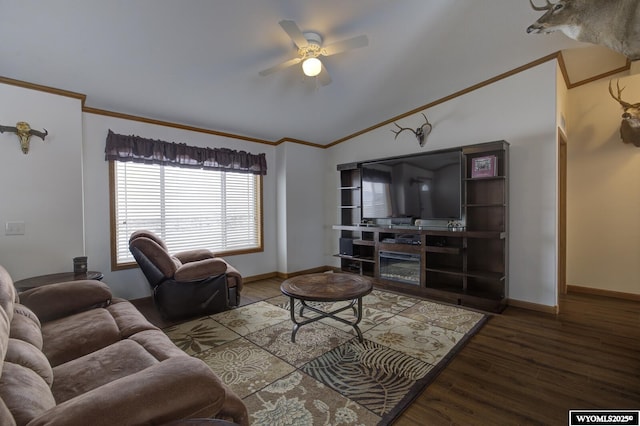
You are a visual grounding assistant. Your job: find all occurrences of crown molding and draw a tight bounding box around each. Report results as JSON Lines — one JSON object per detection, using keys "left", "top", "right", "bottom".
{"left": 328, "top": 51, "right": 631, "bottom": 147}
{"left": 0, "top": 76, "right": 86, "bottom": 106}
{"left": 564, "top": 57, "right": 632, "bottom": 89}
{"left": 1, "top": 52, "right": 631, "bottom": 150}
{"left": 83, "top": 106, "right": 278, "bottom": 146}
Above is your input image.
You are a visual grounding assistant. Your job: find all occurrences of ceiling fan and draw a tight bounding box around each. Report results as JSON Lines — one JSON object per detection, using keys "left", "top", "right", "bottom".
{"left": 259, "top": 20, "right": 369, "bottom": 86}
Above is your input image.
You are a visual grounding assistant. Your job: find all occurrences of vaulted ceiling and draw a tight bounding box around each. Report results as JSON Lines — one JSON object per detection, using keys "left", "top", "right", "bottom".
{"left": 0, "top": 0, "right": 627, "bottom": 145}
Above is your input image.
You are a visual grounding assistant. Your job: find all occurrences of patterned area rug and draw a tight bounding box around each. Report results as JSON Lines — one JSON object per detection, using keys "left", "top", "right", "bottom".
{"left": 164, "top": 289, "right": 488, "bottom": 425}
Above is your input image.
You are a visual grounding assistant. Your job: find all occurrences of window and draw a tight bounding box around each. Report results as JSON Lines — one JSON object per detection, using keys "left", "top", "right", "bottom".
{"left": 110, "top": 161, "right": 262, "bottom": 269}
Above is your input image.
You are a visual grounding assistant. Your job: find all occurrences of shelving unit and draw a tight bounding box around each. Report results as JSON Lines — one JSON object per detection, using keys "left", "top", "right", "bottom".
{"left": 334, "top": 141, "right": 509, "bottom": 312}
{"left": 336, "top": 163, "right": 373, "bottom": 276}
{"left": 462, "top": 141, "right": 509, "bottom": 311}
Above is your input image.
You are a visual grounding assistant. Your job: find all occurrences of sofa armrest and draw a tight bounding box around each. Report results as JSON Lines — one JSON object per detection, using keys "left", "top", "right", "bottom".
{"left": 26, "top": 357, "right": 232, "bottom": 426}
{"left": 18, "top": 280, "right": 112, "bottom": 323}
{"left": 174, "top": 258, "right": 228, "bottom": 282}
{"left": 173, "top": 249, "right": 215, "bottom": 263}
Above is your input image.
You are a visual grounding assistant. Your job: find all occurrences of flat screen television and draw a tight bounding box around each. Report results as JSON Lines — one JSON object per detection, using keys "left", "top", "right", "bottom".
{"left": 361, "top": 150, "right": 462, "bottom": 222}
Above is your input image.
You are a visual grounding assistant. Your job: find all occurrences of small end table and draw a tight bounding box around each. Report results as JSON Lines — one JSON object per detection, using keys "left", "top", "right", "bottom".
{"left": 280, "top": 273, "right": 373, "bottom": 343}
{"left": 14, "top": 271, "right": 104, "bottom": 292}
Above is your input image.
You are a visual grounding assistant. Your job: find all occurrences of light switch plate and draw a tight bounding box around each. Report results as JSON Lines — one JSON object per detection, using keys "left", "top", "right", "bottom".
{"left": 5, "top": 222, "right": 25, "bottom": 235}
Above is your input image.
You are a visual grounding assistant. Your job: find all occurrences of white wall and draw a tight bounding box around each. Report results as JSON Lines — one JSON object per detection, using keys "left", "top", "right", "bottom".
{"left": 0, "top": 83, "right": 84, "bottom": 281}
{"left": 275, "top": 144, "right": 288, "bottom": 273}
{"left": 566, "top": 73, "right": 640, "bottom": 295}
{"left": 0, "top": 81, "right": 329, "bottom": 300}
{"left": 325, "top": 61, "right": 560, "bottom": 308}
{"left": 82, "top": 113, "right": 279, "bottom": 299}
{"left": 275, "top": 142, "right": 327, "bottom": 274}
{"left": 557, "top": 63, "right": 569, "bottom": 136}
{"left": 1, "top": 60, "right": 567, "bottom": 307}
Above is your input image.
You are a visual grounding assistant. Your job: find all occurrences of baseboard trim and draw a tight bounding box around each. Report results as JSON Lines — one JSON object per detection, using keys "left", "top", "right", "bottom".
{"left": 243, "top": 271, "right": 278, "bottom": 283}
{"left": 508, "top": 299, "right": 559, "bottom": 314}
{"left": 567, "top": 285, "right": 640, "bottom": 302}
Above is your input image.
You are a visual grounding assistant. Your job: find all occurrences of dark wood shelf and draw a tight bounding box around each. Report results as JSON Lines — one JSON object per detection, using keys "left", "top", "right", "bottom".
{"left": 464, "top": 230, "right": 506, "bottom": 239}
{"left": 332, "top": 224, "right": 504, "bottom": 239}
{"left": 425, "top": 246, "right": 462, "bottom": 254}
{"left": 334, "top": 254, "right": 376, "bottom": 264}
{"left": 466, "top": 269, "right": 505, "bottom": 281}
{"left": 425, "top": 283, "right": 464, "bottom": 293}
{"left": 464, "top": 176, "right": 506, "bottom": 182}
{"left": 426, "top": 266, "right": 466, "bottom": 277}
{"left": 378, "top": 242, "right": 421, "bottom": 254}
{"left": 429, "top": 285, "right": 504, "bottom": 301}
{"left": 353, "top": 239, "right": 375, "bottom": 246}
{"left": 466, "top": 203, "right": 506, "bottom": 208}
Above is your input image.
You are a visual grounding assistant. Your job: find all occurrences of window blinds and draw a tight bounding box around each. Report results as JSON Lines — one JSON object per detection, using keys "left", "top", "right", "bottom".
{"left": 114, "top": 161, "right": 260, "bottom": 265}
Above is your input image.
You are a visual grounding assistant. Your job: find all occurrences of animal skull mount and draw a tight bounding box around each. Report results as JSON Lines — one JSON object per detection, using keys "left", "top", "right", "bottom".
{"left": 0, "top": 122, "right": 48, "bottom": 154}
{"left": 608, "top": 80, "right": 640, "bottom": 147}
{"left": 392, "top": 113, "right": 433, "bottom": 147}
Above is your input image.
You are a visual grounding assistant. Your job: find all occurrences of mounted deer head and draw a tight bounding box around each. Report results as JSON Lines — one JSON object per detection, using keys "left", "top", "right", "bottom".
{"left": 391, "top": 113, "right": 433, "bottom": 147}
{"left": 527, "top": 0, "right": 640, "bottom": 61}
{"left": 608, "top": 80, "right": 640, "bottom": 147}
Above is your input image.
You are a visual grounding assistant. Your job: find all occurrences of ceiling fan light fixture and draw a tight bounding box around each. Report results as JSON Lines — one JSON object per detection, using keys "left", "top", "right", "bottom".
{"left": 302, "top": 57, "right": 322, "bottom": 77}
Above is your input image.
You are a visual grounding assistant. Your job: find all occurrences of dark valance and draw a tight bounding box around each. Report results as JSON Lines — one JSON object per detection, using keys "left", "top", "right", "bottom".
{"left": 104, "top": 130, "right": 267, "bottom": 175}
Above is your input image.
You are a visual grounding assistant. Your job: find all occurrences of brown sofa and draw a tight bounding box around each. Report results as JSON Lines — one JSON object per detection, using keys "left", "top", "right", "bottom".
{"left": 0, "top": 265, "right": 248, "bottom": 426}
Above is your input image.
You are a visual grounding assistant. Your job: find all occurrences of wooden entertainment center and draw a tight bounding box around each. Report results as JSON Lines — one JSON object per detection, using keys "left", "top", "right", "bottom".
{"left": 334, "top": 141, "right": 509, "bottom": 312}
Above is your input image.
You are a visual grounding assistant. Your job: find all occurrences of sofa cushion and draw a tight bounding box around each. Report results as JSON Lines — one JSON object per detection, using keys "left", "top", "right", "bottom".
{"left": 5, "top": 339, "right": 53, "bottom": 386}
{"left": 0, "top": 267, "right": 16, "bottom": 325}
{"left": 13, "top": 304, "right": 40, "bottom": 328}
{"left": 0, "top": 361, "right": 55, "bottom": 426}
{"left": 52, "top": 339, "right": 158, "bottom": 403}
{"left": 0, "top": 398, "right": 16, "bottom": 426}
{"left": 0, "top": 265, "right": 15, "bottom": 377}
{"left": 106, "top": 298, "right": 159, "bottom": 338}
{"left": 0, "top": 307, "right": 11, "bottom": 371}
{"left": 127, "top": 329, "right": 186, "bottom": 361}
{"left": 42, "top": 308, "right": 120, "bottom": 367}
{"left": 9, "top": 305, "right": 42, "bottom": 350}
{"left": 17, "top": 280, "right": 112, "bottom": 323}
{"left": 28, "top": 357, "right": 228, "bottom": 426}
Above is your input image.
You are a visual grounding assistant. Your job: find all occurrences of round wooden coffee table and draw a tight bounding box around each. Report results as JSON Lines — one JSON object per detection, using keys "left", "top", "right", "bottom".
{"left": 280, "top": 273, "right": 373, "bottom": 343}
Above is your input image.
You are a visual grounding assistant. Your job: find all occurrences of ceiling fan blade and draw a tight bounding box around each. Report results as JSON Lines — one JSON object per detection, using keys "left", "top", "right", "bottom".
{"left": 321, "top": 34, "right": 368, "bottom": 56}
{"left": 317, "top": 65, "right": 332, "bottom": 86}
{"left": 279, "top": 20, "right": 309, "bottom": 49}
{"left": 259, "top": 56, "right": 302, "bottom": 76}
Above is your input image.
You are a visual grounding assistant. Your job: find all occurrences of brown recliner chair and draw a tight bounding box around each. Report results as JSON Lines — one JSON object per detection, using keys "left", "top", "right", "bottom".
{"left": 128, "top": 230, "right": 243, "bottom": 320}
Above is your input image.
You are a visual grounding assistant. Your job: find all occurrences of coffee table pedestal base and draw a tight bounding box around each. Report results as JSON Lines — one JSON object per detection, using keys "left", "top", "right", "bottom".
{"left": 287, "top": 297, "right": 365, "bottom": 343}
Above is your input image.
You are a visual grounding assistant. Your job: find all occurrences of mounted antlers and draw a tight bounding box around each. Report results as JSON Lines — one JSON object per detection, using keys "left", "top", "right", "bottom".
{"left": 608, "top": 80, "right": 640, "bottom": 147}
{"left": 391, "top": 113, "right": 433, "bottom": 147}
{"left": 528, "top": 0, "right": 555, "bottom": 11}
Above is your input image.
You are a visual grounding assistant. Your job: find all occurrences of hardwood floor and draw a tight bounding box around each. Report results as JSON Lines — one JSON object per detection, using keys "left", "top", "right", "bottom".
{"left": 395, "top": 290, "right": 640, "bottom": 425}
{"left": 135, "top": 278, "right": 640, "bottom": 425}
